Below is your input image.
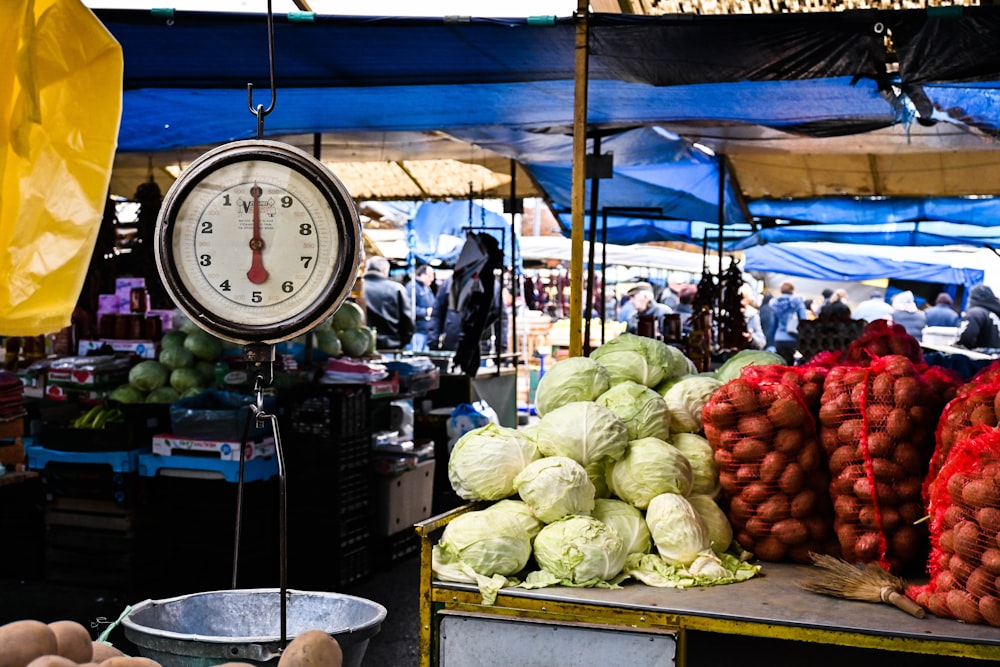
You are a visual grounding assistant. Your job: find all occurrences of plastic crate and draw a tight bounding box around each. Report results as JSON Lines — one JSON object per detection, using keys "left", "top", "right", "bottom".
{"left": 26, "top": 445, "right": 145, "bottom": 505}
{"left": 137, "top": 452, "right": 277, "bottom": 483}
{"left": 280, "top": 382, "right": 369, "bottom": 439}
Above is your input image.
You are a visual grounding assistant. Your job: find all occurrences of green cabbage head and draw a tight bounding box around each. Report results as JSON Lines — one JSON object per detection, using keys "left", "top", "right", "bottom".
{"left": 514, "top": 456, "right": 596, "bottom": 523}
{"left": 659, "top": 374, "right": 722, "bottom": 433}
{"left": 606, "top": 437, "right": 693, "bottom": 509}
{"left": 529, "top": 515, "right": 627, "bottom": 587}
{"left": 714, "top": 348, "right": 785, "bottom": 384}
{"left": 686, "top": 494, "right": 733, "bottom": 554}
{"left": 534, "top": 356, "right": 611, "bottom": 417}
{"left": 591, "top": 497, "right": 651, "bottom": 558}
{"left": 432, "top": 508, "right": 533, "bottom": 604}
{"left": 483, "top": 499, "right": 544, "bottom": 541}
{"left": 449, "top": 423, "right": 540, "bottom": 501}
{"left": 595, "top": 380, "right": 671, "bottom": 441}
{"left": 645, "top": 492, "right": 710, "bottom": 566}
{"left": 670, "top": 432, "right": 719, "bottom": 497}
{"left": 534, "top": 401, "right": 628, "bottom": 466}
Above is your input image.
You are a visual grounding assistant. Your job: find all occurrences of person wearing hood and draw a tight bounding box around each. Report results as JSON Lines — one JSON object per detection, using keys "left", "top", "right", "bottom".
{"left": 767, "top": 281, "right": 809, "bottom": 365}
{"left": 890, "top": 290, "right": 927, "bottom": 342}
{"left": 957, "top": 284, "right": 1000, "bottom": 350}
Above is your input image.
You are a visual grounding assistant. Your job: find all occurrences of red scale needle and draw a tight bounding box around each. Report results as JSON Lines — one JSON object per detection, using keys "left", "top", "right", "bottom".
{"left": 247, "top": 183, "right": 269, "bottom": 284}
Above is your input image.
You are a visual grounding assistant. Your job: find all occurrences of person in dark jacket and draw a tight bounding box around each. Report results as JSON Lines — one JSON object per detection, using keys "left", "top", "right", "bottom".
{"left": 362, "top": 256, "right": 414, "bottom": 351}
{"left": 410, "top": 264, "right": 436, "bottom": 352}
{"left": 925, "top": 292, "right": 961, "bottom": 328}
{"left": 957, "top": 284, "right": 1000, "bottom": 350}
{"left": 819, "top": 289, "right": 851, "bottom": 320}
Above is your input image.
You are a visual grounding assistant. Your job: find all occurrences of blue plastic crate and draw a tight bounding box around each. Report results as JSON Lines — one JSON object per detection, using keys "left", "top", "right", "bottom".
{"left": 26, "top": 444, "right": 146, "bottom": 473}
{"left": 138, "top": 452, "right": 277, "bottom": 483}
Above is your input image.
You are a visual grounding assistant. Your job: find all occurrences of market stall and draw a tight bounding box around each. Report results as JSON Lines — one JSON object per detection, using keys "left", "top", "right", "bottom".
{"left": 416, "top": 507, "right": 1000, "bottom": 667}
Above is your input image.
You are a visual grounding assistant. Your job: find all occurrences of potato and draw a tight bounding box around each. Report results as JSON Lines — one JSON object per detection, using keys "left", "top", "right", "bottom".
{"left": 90, "top": 641, "right": 126, "bottom": 661}
{"left": 947, "top": 589, "right": 983, "bottom": 624}
{"left": 99, "top": 657, "right": 161, "bottom": 667}
{"left": 277, "top": 629, "right": 343, "bottom": 667}
{"left": 25, "top": 657, "right": 75, "bottom": 667}
{"left": 964, "top": 478, "right": 1000, "bottom": 509}
{"left": 0, "top": 619, "right": 59, "bottom": 667}
{"left": 49, "top": 620, "right": 93, "bottom": 663}
{"left": 979, "top": 595, "right": 1000, "bottom": 626}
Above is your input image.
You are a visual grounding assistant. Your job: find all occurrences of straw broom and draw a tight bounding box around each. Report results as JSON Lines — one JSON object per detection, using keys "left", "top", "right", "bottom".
{"left": 799, "top": 552, "right": 926, "bottom": 618}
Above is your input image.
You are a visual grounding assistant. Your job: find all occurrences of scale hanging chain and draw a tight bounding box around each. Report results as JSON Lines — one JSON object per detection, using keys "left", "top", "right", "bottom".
{"left": 248, "top": 0, "right": 278, "bottom": 139}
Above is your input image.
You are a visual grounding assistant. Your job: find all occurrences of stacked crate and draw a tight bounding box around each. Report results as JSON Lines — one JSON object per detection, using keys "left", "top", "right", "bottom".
{"left": 136, "top": 453, "right": 280, "bottom": 599}
{"left": 26, "top": 445, "right": 146, "bottom": 595}
{"left": 279, "top": 382, "right": 373, "bottom": 589}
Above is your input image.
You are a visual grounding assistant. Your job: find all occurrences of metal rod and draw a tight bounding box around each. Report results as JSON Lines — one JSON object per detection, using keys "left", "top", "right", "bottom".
{"left": 247, "top": 0, "right": 277, "bottom": 138}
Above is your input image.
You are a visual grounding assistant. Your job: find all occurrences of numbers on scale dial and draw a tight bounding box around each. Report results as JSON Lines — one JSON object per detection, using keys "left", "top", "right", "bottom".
{"left": 192, "top": 179, "right": 320, "bottom": 309}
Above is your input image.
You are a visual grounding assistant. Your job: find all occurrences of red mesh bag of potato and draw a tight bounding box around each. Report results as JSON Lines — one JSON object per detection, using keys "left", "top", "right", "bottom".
{"left": 818, "top": 354, "right": 936, "bottom": 574}
{"left": 909, "top": 426, "right": 1000, "bottom": 626}
{"left": 740, "top": 363, "right": 828, "bottom": 417}
{"left": 956, "top": 360, "right": 1000, "bottom": 398}
{"left": 844, "top": 319, "right": 924, "bottom": 366}
{"left": 703, "top": 376, "right": 836, "bottom": 563}
{"left": 927, "top": 372, "right": 1000, "bottom": 503}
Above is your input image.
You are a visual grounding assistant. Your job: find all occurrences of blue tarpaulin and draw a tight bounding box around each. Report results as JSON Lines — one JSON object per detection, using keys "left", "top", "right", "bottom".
{"left": 94, "top": 8, "right": 1000, "bottom": 250}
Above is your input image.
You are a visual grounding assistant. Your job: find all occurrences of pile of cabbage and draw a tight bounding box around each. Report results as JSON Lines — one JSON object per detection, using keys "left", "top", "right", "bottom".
{"left": 433, "top": 334, "right": 761, "bottom": 604}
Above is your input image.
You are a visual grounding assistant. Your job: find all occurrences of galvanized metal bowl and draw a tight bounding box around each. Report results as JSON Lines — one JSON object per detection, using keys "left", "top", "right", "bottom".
{"left": 122, "top": 588, "right": 387, "bottom": 667}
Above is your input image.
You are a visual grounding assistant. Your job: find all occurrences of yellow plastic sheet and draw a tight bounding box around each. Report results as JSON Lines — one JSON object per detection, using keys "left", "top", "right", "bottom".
{"left": 0, "top": 0, "right": 122, "bottom": 335}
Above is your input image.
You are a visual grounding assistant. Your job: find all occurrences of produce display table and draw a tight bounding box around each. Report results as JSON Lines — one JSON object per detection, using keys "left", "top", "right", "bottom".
{"left": 416, "top": 507, "right": 1000, "bottom": 667}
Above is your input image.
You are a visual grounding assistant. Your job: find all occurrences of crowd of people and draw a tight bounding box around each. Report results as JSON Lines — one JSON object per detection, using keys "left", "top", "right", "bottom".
{"left": 755, "top": 281, "right": 1000, "bottom": 363}
{"left": 612, "top": 277, "right": 1000, "bottom": 367}
{"left": 360, "top": 255, "right": 1000, "bottom": 367}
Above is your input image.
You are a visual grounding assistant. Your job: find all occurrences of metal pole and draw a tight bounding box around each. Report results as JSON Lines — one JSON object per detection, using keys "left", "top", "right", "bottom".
{"left": 569, "top": 0, "right": 589, "bottom": 358}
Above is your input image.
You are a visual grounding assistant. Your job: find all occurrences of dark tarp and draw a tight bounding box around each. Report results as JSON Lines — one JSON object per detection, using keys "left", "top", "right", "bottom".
{"left": 96, "top": 8, "right": 1000, "bottom": 249}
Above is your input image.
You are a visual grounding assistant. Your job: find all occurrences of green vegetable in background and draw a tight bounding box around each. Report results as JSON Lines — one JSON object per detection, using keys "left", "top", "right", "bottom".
{"left": 533, "top": 356, "right": 611, "bottom": 417}
{"left": 169, "top": 367, "right": 204, "bottom": 394}
{"left": 448, "top": 423, "right": 540, "bottom": 502}
{"left": 145, "top": 386, "right": 180, "bottom": 404}
{"left": 158, "top": 345, "right": 195, "bottom": 371}
{"left": 658, "top": 374, "right": 722, "bottom": 434}
{"left": 513, "top": 456, "right": 596, "bottom": 524}
{"left": 109, "top": 384, "right": 145, "bottom": 404}
{"left": 606, "top": 437, "right": 693, "bottom": 509}
{"left": 714, "top": 348, "right": 785, "bottom": 384}
{"left": 128, "top": 360, "right": 168, "bottom": 393}
{"left": 337, "top": 326, "right": 376, "bottom": 358}
{"left": 332, "top": 301, "right": 365, "bottom": 330}
{"left": 533, "top": 401, "right": 628, "bottom": 466}
{"left": 183, "top": 329, "right": 223, "bottom": 361}
{"left": 595, "top": 380, "right": 671, "bottom": 441}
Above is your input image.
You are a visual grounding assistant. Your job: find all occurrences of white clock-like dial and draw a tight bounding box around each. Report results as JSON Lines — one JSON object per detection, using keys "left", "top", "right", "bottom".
{"left": 155, "top": 140, "right": 361, "bottom": 344}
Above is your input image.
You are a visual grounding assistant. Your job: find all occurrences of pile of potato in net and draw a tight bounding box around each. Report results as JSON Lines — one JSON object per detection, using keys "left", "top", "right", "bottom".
{"left": 703, "top": 367, "right": 837, "bottom": 563}
{"left": 703, "top": 320, "right": 964, "bottom": 576}
{"left": 901, "top": 360, "right": 1000, "bottom": 626}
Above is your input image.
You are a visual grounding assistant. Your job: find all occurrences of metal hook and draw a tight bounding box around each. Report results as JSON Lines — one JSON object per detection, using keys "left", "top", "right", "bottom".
{"left": 248, "top": 0, "right": 277, "bottom": 139}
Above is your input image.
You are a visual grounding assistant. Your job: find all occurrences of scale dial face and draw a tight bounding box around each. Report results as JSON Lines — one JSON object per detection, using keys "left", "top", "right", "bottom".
{"left": 155, "top": 140, "right": 362, "bottom": 344}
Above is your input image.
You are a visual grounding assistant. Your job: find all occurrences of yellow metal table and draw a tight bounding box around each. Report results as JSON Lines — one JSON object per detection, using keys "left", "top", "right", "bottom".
{"left": 417, "top": 507, "right": 1000, "bottom": 667}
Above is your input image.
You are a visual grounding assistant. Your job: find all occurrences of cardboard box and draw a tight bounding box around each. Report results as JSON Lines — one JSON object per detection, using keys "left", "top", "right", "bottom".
{"left": 151, "top": 434, "right": 275, "bottom": 461}
{"left": 77, "top": 339, "right": 157, "bottom": 359}
{"left": 375, "top": 458, "right": 435, "bottom": 537}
